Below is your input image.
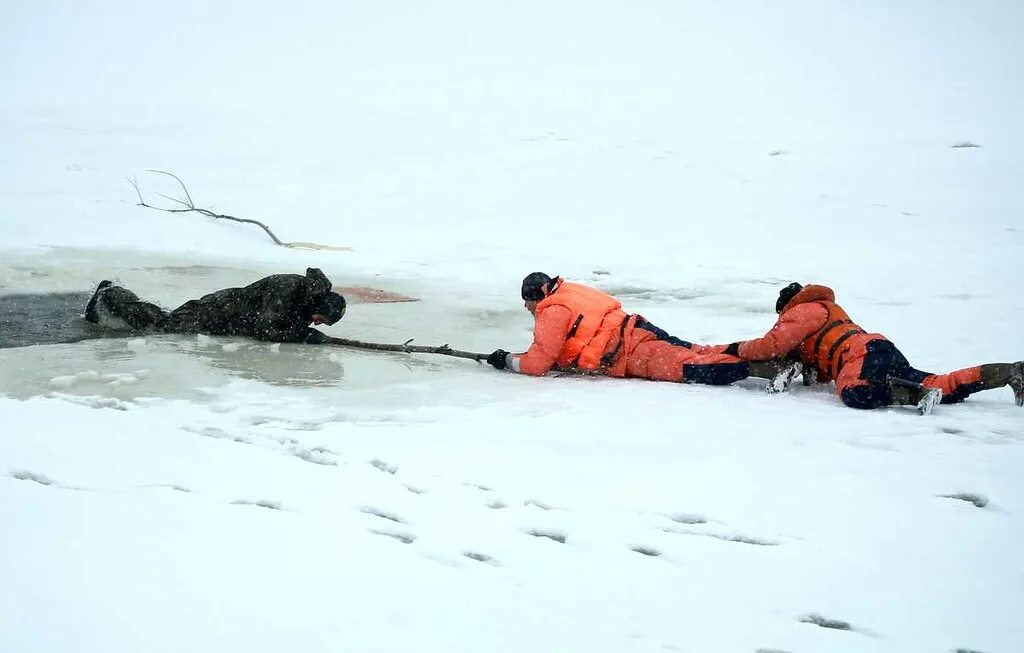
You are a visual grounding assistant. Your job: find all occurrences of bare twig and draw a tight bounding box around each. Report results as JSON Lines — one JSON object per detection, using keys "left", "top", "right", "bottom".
{"left": 147, "top": 169, "right": 194, "bottom": 207}
{"left": 129, "top": 171, "right": 351, "bottom": 251}
{"left": 324, "top": 336, "right": 488, "bottom": 361}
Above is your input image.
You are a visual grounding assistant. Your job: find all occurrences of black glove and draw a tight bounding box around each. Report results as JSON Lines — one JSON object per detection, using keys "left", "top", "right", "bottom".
{"left": 723, "top": 342, "right": 741, "bottom": 356}
{"left": 487, "top": 349, "right": 510, "bottom": 370}
{"left": 304, "top": 328, "right": 331, "bottom": 344}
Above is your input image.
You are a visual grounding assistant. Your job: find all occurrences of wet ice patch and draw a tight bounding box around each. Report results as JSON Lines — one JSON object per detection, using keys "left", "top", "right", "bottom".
{"left": 50, "top": 369, "right": 148, "bottom": 389}
{"left": 53, "top": 394, "right": 132, "bottom": 411}
{"left": 598, "top": 285, "right": 707, "bottom": 302}
{"left": 50, "top": 370, "right": 101, "bottom": 388}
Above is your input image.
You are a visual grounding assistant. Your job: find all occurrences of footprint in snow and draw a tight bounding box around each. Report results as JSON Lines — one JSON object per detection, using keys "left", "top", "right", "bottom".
{"left": 357, "top": 506, "right": 405, "bottom": 523}
{"left": 799, "top": 613, "right": 852, "bottom": 631}
{"left": 369, "top": 459, "right": 397, "bottom": 474}
{"left": 9, "top": 470, "right": 89, "bottom": 491}
{"left": 10, "top": 470, "right": 55, "bottom": 486}
{"left": 663, "top": 527, "right": 778, "bottom": 546}
{"left": 140, "top": 484, "right": 192, "bottom": 493}
{"left": 663, "top": 512, "right": 708, "bottom": 525}
{"left": 462, "top": 551, "right": 501, "bottom": 566}
{"left": 485, "top": 499, "right": 508, "bottom": 509}
{"left": 631, "top": 545, "right": 662, "bottom": 557}
{"left": 525, "top": 529, "right": 567, "bottom": 544}
{"left": 939, "top": 493, "right": 988, "bottom": 508}
{"left": 524, "top": 499, "right": 554, "bottom": 510}
{"left": 290, "top": 447, "right": 338, "bottom": 466}
{"left": 185, "top": 426, "right": 252, "bottom": 444}
{"left": 230, "top": 499, "right": 283, "bottom": 510}
{"left": 369, "top": 529, "right": 416, "bottom": 544}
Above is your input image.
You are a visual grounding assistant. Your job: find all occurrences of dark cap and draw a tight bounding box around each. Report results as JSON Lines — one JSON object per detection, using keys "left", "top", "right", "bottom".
{"left": 775, "top": 282, "right": 804, "bottom": 313}
{"left": 521, "top": 272, "right": 555, "bottom": 301}
{"left": 314, "top": 292, "right": 347, "bottom": 325}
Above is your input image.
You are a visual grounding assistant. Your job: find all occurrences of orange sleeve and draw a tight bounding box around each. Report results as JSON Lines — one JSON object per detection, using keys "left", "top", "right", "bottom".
{"left": 511, "top": 305, "right": 573, "bottom": 376}
{"left": 736, "top": 303, "right": 827, "bottom": 360}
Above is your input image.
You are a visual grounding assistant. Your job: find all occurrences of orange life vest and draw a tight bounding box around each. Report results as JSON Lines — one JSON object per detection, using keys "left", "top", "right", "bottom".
{"left": 535, "top": 281, "right": 627, "bottom": 370}
{"left": 797, "top": 301, "right": 867, "bottom": 379}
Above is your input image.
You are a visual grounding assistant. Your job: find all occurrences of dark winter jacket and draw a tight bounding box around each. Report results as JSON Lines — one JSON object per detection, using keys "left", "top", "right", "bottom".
{"left": 161, "top": 268, "right": 343, "bottom": 343}
{"left": 85, "top": 268, "right": 345, "bottom": 344}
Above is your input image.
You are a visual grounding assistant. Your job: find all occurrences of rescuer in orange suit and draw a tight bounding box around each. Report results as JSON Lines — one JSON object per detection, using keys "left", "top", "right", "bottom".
{"left": 485, "top": 273, "right": 800, "bottom": 390}
{"left": 716, "top": 282, "right": 1024, "bottom": 413}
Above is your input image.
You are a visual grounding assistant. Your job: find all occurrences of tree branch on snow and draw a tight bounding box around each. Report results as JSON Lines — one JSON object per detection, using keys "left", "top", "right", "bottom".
{"left": 128, "top": 170, "right": 350, "bottom": 251}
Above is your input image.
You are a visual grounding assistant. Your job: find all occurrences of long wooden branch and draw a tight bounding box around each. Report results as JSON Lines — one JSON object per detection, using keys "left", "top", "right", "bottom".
{"left": 128, "top": 171, "right": 350, "bottom": 251}
{"left": 322, "top": 336, "right": 598, "bottom": 377}
{"left": 324, "top": 336, "right": 489, "bottom": 361}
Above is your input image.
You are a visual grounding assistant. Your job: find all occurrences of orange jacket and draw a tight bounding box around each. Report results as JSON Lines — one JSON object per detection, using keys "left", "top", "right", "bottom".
{"left": 734, "top": 284, "right": 876, "bottom": 381}
{"left": 512, "top": 280, "right": 627, "bottom": 376}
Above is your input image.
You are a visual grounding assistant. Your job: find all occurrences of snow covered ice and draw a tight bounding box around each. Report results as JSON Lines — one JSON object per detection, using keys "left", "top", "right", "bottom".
{"left": 2, "top": 2, "right": 1023, "bottom": 652}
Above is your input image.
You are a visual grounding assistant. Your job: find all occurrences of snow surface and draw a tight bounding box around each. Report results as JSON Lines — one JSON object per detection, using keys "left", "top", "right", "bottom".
{"left": 2, "top": 1, "right": 1023, "bottom": 652}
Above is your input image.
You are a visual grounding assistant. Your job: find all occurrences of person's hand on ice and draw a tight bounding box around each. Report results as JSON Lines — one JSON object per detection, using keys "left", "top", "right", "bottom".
{"left": 487, "top": 349, "right": 510, "bottom": 370}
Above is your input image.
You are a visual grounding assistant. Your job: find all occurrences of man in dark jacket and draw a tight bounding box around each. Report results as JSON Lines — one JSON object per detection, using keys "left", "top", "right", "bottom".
{"left": 85, "top": 267, "right": 346, "bottom": 344}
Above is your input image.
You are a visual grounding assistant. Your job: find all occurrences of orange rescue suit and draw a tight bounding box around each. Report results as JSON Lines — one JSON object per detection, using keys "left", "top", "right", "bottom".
{"left": 734, "top": 284, "right": 876, "bottom": 382}
{"left": 512, "top": 280, "right": 627, "bottom": 375}
{"left": 729, "top": 283, "right": 984, "bottom": 403}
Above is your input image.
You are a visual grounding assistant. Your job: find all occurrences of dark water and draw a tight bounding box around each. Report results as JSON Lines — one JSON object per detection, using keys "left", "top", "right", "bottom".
{"left": 0, "top": 291, "right": 120, "bottom": 349}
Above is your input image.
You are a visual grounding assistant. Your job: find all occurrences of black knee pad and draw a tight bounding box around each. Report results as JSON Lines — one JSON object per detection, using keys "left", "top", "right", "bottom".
{"left": 682, "top": 362, "right": 749, "bottom": 386}
{"left": 841, "top": 383, "right": 891, "bottom": 409}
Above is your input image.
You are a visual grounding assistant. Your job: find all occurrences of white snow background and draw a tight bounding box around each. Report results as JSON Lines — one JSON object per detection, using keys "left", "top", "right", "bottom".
{"left": 2, "top": 1, "right": 1023, "bottom": 651}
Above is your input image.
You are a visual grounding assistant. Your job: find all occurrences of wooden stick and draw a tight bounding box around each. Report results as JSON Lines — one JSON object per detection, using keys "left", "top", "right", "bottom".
{"left": 324, "top": 336, "right": 489, "bottom": 361}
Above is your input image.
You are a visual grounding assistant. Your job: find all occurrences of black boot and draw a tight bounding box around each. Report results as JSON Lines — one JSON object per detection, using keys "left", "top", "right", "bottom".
{"left": 84, "top": 280, "right": 113, "bottom": 323}
{"left": 888, "top": 376, "right": 942, "bottom": 415}
{"left": 748, "top": 359, "right": 803, "bottom": 394}
{"left": 979, "top": 362, "right": 1024, "bottom": 406}
{"left": 1010, "top": 361, "right": 1024, "bottom": 407}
